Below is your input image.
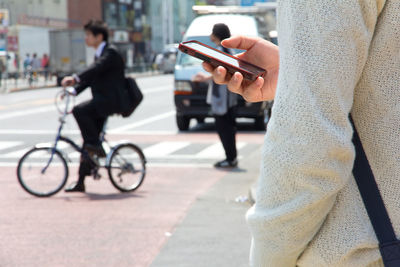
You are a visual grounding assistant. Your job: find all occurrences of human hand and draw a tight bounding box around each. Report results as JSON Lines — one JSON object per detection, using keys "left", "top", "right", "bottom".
{"left": 202, "top": 35, "right": 279, "bottom": 102}
{"left": 61, "top": 76, "right": 76, "bottom": 87}
{"left": 192, "top": 72, "right": 211, "bottom": 82}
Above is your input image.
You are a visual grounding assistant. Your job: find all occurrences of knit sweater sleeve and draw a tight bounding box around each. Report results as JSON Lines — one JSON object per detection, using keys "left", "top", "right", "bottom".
{"left": 246, "top": 1, "right": 384, "bottom": 266}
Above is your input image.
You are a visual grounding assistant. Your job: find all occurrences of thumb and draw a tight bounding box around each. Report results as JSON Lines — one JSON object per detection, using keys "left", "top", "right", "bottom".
{"left": 221, "top": 35, "right": 260, "bottom": 51}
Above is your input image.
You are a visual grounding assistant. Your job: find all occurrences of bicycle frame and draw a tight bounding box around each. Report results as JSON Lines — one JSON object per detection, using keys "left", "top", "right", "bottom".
{"left": 40, "top": 91, "right": 88, "bottom": 173}
{"left": 18, "top": 89, "right": 147, "bottom": 197}
{"left": 41, "top": 90, "right": 112, "bottom": 173}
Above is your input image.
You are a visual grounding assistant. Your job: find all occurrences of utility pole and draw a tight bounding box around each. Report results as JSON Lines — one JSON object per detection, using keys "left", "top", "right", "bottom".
{"left": 162, "top": 0, "right": 174, "bottom": 50}
{"left": 168, "top": 0, "right": 173, "bottom": 45}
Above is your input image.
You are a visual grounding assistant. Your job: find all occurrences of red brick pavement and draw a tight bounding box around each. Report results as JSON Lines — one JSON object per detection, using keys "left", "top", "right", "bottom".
{"left": 0, "top": 165, "right": 227, "bottom": 267}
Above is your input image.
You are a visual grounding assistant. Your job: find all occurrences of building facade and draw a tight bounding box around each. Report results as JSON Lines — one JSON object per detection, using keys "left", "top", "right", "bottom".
{"left": 149, "top": 0, "right": 196, "bottom": 54}
{"left": 68, "top": 0, "right": 102, "bottom": 28}
{"left": 0, "top": 0, "right": 69, "bottom": 69}
{"left": 101, "top": 0, "right": 149, "bottom": 69}
{"left": 0, "top": 0, "right": 68, "bottom": 28}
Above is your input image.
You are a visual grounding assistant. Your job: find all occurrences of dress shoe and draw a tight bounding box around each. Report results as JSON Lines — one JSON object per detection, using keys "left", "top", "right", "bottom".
{"left": 65, "top": 182, "right": 85, "bottom": 193}
{"left": 214, "top": 159, "right": 238, "bottom": 168}
{"left": 84, "top": 143, "right": 106, "bottom": 157}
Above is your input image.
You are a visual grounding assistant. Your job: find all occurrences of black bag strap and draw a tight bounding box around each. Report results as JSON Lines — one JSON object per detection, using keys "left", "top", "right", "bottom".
{"left": 350, "top": 116, "right": 400, "bottom": 266}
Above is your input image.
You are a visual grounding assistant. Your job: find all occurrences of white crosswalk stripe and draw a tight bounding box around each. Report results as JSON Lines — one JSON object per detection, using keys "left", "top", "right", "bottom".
{"left": 0, "top": 141, "right": 23, "bottom": 151}
{"left": 195, "top": 142, "right": 246, "bottom": 159}
{"left": 0, "top": 141, "right": 71, "bottom": 158}
{"left": 143, "top": 141, "right": 190, "bottom": 157}
{"left": 0, "top": 141, "right": 250, "bottom": 161}
{"left": 0, "top": 148, "right": 31, "bottom": 158}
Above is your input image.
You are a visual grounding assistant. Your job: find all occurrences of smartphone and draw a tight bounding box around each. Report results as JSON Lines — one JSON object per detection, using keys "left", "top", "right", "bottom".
{"left": 178, "top": 40, "right": 266, "bottom": 81}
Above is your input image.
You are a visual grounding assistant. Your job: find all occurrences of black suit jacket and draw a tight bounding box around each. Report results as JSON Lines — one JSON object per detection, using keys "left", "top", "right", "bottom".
{"left": 74, "top": 44, "right": 126, "bottom": 117}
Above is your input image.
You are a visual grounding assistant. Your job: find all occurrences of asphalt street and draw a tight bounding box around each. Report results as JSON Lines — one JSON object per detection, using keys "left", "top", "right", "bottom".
{"left": 0, "top": 74, "right": 264, "bottom": 267}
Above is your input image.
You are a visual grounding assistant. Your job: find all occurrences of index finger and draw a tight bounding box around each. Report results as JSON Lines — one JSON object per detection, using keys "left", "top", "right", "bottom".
{"left": 221, "top": 35, "right": 260, "bottom": 51}
{"left": 202, "top": 62, "right": 214, "bottom": 73}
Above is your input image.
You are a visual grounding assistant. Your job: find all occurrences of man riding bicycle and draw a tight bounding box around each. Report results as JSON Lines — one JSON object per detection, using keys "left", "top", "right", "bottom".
{"left": 61, "top": 20, "right": 127, "bottom": 193}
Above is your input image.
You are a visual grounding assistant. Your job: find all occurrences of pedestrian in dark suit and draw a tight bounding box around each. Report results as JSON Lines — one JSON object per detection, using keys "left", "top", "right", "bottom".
{"left": 61, "top": 20, "right": 126, "bottom": 192}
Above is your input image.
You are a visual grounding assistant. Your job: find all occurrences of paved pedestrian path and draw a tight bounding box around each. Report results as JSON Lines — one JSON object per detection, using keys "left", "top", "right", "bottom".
{"left": 1, "top": 71, "right": 163, "bottom": 94}
{"left": 151, "top": 145, "right": 261, "bottom": 267}
{"left": 1, "top": 75, "right": 56, "bottom": 93}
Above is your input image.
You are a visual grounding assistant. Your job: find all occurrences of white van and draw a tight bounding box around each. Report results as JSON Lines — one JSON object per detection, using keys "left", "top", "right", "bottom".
{"left": 174, "top": 14, "right": 272, "bottom": 131}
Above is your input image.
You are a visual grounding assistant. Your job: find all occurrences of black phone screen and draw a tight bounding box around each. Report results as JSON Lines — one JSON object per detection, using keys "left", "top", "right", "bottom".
{"left": 183, "top": 42, "right": 264, "bottom": 74}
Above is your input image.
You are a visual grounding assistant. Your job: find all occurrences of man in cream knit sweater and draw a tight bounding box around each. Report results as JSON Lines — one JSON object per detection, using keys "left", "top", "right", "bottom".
{"left": 203, "top": 0, "right": 397, "bottom": 266}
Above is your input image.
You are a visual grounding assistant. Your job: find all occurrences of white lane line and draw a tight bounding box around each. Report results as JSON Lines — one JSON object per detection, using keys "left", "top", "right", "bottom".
{"left": 0, "top": 141, "right": 71, "bottom": 158}
{"left": 0, "top": 87, "right": 169, "bottom": 122}
{"left": 113, "top": 130, "right": 177, "bottom": 135}
{"left": 0, "top": 141, "right": 23, "bottom": 151}
{"left": 0, "top": 148, "right": 30, "bottom": 158}
{"left": 0, "top": 129, "right": 80, "bottom": 135}
{"left": 0, "top": 105, "right": 56, "bottom": 121}
{"left": 0, "top": 162, "right": 214, "bottom": 168}
{"left": 0, "top": 129, "right": 176, "bottom": 135}
{"left": 109, "top": 110, "right": 176, "bottom": 133}
{"left": 143, "top": 141, "right": 190, "bottom": 157}
{"left": 195, "top": 142, "right": 246, "bottom": 158}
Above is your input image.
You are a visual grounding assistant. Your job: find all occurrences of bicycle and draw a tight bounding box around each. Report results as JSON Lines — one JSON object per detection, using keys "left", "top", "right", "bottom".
{"left": 17, "top": 88, "right": 147, "bottom": 197}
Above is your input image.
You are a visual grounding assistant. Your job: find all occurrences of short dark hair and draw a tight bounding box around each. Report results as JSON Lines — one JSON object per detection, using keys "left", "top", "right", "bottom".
{"left": 212, "top": 23, "right": 231, "bottom": 41}
{"left": 84, "top": 20, "right": 108, "bottom": 42}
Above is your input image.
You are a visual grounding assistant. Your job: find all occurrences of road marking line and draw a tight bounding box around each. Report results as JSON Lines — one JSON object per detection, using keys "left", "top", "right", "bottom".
{"left": 195, "top": 142, "right": 246, "bottom": 158}
{"left": 0, "top": 148, "right": 30, "bottom": 158}
{"left": 0, "top": 141, "right": 71, "bottom": 158}
{"left": 0, "top": 162, "right": 214, "bottom": 168}
{"left": 143, "top": 141, "right": 190, "bottom": 157}
{"left": 0, "top": 141, "right": 23, "bottom": 151}
{"left": 109, "top": 110, "right": 176, "bottom": 133}
{"left": 148, "top": 162, "right": 212, "bottom": 168}
{"left": 0, "top": 105, "right": 56, "bottom": 121}
{"left": 0, "top": 129, "right": 176, "bottom": 135}
{"left": 0, "top": 141, "right": 249, "bottom": 159}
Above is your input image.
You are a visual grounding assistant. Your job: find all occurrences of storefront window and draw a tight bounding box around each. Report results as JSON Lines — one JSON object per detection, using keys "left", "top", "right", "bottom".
{"left": 104, "top": 2, "right": 118, "bottom": 27}
{"left": 104, "top": 0, "right": 136, "bottom": 29}
{"left": 119, "top": 4, "right": 127, "bottom": 28}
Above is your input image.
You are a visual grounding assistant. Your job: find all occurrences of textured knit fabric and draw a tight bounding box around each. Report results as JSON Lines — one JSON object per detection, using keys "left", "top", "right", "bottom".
{"left": 246, "top": 0, "right": 398, "bottom": 266}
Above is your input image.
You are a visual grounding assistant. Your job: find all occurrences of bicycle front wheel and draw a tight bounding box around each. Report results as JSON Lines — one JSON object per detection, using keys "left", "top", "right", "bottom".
{"left": 17, "top": 147, "right": 68, "bottom": 197}
{"left": 108, "top": 143, "right": 146, "bottom": 192}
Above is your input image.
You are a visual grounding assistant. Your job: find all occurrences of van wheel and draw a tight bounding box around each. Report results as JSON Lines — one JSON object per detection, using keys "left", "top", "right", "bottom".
{"left": 177, "top": 115, "right": 190, "bottom": 131}
{"left": 254, "top": 116, "right": 266, "bottom": 131}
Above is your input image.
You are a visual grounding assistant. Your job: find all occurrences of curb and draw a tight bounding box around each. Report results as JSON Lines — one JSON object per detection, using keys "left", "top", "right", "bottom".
{"left": 8, "top": 84, "right": 57, "bottom": 93}
{"left": 7, "top": 71, "right": 165, "bottom": 93}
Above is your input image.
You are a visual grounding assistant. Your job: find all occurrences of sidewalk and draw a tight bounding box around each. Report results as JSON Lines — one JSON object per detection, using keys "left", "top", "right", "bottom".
{"left": 1, "top": 76, "right": 57, "bottom": 94}
{"left": 151, "top": 147, "right": 261, "bottom": 267}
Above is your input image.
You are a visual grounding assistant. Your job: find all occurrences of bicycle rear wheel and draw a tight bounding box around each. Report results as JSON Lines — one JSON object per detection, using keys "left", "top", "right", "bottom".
{"left": 17, "top": 147, "right": 68, "bottom": 197}
{"left": 108, "top": 143, "right": 146, "bottom": 192}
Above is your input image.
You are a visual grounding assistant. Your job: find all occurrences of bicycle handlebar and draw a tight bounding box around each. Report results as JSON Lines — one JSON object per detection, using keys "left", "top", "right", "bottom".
{"left": 55, "top": 87, "right": 75, "bottom": 116}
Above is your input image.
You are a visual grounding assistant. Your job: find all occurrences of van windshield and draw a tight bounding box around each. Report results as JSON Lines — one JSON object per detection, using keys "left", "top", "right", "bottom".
{"left": 178, "top": 36, "right": 217, "bottom": 66}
